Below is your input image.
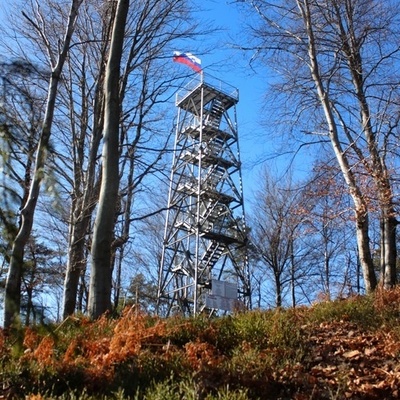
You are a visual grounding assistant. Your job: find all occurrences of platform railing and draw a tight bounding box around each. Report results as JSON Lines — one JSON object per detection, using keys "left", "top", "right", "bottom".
{"left": 175, "top": 73, "right": 239, "bottom": 105}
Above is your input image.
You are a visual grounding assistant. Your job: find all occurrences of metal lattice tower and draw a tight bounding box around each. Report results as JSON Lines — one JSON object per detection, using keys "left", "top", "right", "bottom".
{"left": 157, "top": 74, "right": 251, "bottom": 316}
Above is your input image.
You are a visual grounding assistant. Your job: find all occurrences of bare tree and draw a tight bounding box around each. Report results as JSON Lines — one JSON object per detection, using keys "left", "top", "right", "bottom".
{"left": 88, "top": 0, "right": 129, "bottom": 319}
{"left": 3, "top": 0, "right": 82, "bottom": 329}
{"left": 0, "top": 60, "right": 44, "bottom": 266}
{"left": 239, "top": 0, "right": 400, "bottom": 292}
{"left": 249, "top": 170, "right": 309, "bottom": 307}
{"left": 21, "top": 237, "right": 63, "bottom": 325}
{"left": 303, "top": 159, "right": 361, "bottom": 298}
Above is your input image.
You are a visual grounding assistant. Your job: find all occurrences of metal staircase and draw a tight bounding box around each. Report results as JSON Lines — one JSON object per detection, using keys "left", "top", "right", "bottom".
{"left": 207, "top": 98, "right": 224, "bottom": 128}
{"left": 200, "top": 241, "right": 226, "bottom": 271}
{"left": 157, "top": 74, "right": 251, "bottom": 316}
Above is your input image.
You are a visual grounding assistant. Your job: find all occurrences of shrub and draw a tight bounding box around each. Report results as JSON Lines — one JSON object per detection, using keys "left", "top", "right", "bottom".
{"left": 308, "top": 295, "right": 377, "bottom": 328}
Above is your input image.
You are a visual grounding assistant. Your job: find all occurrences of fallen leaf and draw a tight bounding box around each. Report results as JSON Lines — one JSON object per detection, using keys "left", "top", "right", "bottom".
{"left": 364, "top": 347, "right": 376, "bottom": 356}
{"left": 343, "top": 350, "right": 361, "bottom": 359}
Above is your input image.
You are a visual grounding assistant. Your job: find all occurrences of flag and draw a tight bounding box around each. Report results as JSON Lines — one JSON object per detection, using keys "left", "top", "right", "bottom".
{"left": 173, "top": 51, "right": 202, "bottom": 73}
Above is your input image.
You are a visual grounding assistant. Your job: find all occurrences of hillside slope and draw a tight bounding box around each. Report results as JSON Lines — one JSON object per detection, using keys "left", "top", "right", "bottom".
{"left": 1, "top": 289, "right": 400, "bottom": 399}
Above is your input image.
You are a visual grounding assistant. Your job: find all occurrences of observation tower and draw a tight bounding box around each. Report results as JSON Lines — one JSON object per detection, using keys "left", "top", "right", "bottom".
{"left": 157, "top": 73, "right": 251, "bottom": 316}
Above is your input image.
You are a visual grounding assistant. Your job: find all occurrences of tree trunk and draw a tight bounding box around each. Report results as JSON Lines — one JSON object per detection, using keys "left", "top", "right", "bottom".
{"left": 355, "top": 209, "right": 377, "bottom": 293}
{"left": 298, "top": 0, "right": 377, "bottom": 293}
{"left": 290, "top": 236, "right": 296, "bottom": 307}
{"left": 63, "top": 142, "right": 101, "bottom": 318}
{"left": 381, "top": 212, "right": 397, "bottom": 288}
{"left": 4, "top": 0, "right": 82, "bottom": 329}
{"left": 63, "top": 209, "right": 88, "bottom": 317}
{"left": 341, "top": 16, "right": 398, "bottom": 288}
{"left": 275, "top": 273, "right": 282, "bottom": 307}
{"left": 324, "top": 249, "right": 330, "bottom": 300}
{"left": 88, "top": 0, "right": 129, "bottom": 319}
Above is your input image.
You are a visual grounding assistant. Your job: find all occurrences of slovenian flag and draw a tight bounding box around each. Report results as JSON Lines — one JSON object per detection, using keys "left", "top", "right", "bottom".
{"left": 173, "top": 51, "right": 202, "bottom": 73}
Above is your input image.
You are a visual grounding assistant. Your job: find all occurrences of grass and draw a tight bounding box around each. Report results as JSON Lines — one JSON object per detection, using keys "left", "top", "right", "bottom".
{"left": 2, "top": 288, "right": 400, "bottom": 399}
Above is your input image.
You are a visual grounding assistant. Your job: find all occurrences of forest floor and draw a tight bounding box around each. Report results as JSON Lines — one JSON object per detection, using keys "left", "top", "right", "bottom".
{"left": 291, "top": 318, "right": 400, "bottom": 399}
{"left": 1, "top": 288, "right": 400, "bottom": 399}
